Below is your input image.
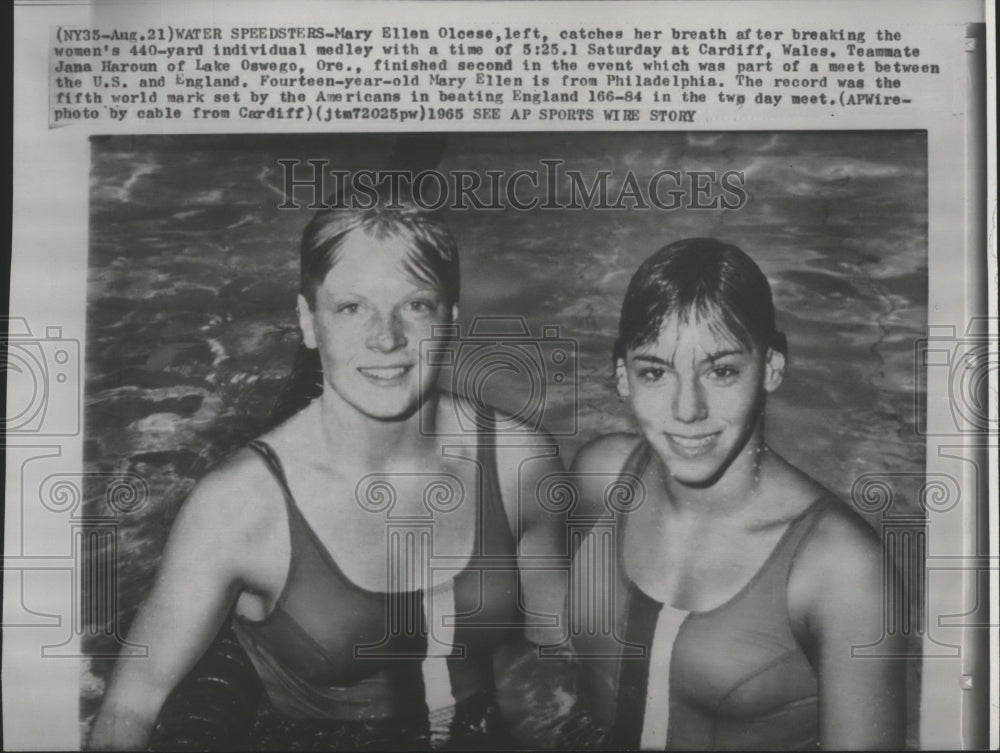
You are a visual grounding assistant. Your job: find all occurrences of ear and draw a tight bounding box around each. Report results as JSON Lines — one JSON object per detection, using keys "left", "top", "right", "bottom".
{"left": 763, "top": 348, "right": 785, "bottom": 392}
{"left": 297, "top": 294, "right": 318, "bottom": 349}
{"left": 615, "top": 358, "right": 630, "bottom": 398}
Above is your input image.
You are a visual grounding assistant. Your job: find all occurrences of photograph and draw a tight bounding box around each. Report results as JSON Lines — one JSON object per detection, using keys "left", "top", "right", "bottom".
{"left": 78, "top": 130, "right": 928, "bottom": 750}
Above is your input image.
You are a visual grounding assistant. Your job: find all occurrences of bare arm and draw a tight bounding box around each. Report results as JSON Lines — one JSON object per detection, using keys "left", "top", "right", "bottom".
{"left": 89, "top": 462, "right": 267, "bottom": 750}
{"left": 499, "top": 431, "right": 640, "bottom": 644}
{"left": 568, "top": 434, "right": 639, "bottom": 522}
{"left": 790, "top": 508, "right": 907, "bottom": 750}
{"left": 494, "top": 434, "right": 633, "bottom": 748}
{"left": 494, "top": 429, "right": 569, "bottom": 646}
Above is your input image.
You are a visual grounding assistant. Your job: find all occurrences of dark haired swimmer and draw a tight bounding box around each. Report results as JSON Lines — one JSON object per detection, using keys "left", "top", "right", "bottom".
{"left": 90, "top": 189, "right": 569, "bottom": 750}
{"left": 570, "top": 238, "right": 906, "bottom": 750}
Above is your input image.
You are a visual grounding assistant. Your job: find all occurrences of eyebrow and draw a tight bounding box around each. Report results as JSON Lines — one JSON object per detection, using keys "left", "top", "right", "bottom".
{"left": 324, "top": 284, "right": 442, "bottom": 300}
{"left": 631, "top": 349, "right": 746, "bottom": 366}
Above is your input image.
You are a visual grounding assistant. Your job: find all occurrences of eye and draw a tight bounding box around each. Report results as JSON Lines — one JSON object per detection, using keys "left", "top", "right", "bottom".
{"left": 404, "top": 298, "right": 438, "bottom": 315}
{"left": 636, "top": 367, "right": 666, "bottom": 382}
{"left": 707, "top": 364, "right": 739, "bottom": 382}
{"left": 336, "top": 302, "right": 361, "bottom": 315}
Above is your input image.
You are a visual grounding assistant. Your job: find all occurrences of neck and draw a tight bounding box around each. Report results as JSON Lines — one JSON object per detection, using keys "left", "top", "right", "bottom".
{"left": 312, "top": 389, "right": 441, "bottom": 467}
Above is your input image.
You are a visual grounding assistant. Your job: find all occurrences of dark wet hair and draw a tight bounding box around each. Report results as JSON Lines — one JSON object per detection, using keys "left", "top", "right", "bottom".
{"left": 613, "top": 238, "right": 786, "bottom": 363}
{"left": 299, "top": 184, "right": 459, "bottom": 309}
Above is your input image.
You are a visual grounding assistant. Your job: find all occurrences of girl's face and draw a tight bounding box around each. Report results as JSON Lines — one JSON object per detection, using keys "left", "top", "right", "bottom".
{"left": 616, "top": 311, "right": 784, "bottom": 487}
{"left": 297, "top": 229, "right": 456, "bottom": 422}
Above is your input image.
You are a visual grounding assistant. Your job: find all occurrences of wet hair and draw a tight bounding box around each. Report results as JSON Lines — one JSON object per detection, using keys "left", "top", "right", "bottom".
{"left": 299, "top": 184, "right": 459, "bottom": 310}
{"left": 613, "top": 238, "right": 786, "bottom": 363}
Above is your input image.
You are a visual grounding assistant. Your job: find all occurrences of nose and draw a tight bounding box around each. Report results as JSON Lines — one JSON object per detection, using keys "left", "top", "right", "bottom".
{"left": 672, "top": 373, "right": 708, "bottom": 423}
{"left": 367, "top": 312, "right": 408, "bottom": 353}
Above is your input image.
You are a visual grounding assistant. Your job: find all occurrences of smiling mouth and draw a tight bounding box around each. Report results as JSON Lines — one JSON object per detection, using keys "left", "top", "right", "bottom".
{"left": 357, "top": 366, "right": 412, "bottom": 383}
{"left": 665, "top": 432, "right": 720, "bottom": 455}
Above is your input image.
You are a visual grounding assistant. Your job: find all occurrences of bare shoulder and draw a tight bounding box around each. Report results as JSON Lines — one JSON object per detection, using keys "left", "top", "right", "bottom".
{"left": 447, "top": 394, "right": 564, "bottom": 470}
{"left": 173, "top": 444, "right": 286, "bottom": 556}
{"left": 802, "top": 498, "right": 881, "bottom": 566}
{"left": 453, "top": 394, "right": 561, "bottom": 447}
{"left": 476, "top": 398, "right": 565, "bottom": 508}
{"left": 788, "top": 497, "right": 884, "bottom": 618}
{"left": 571, "top": 432, "right": 642, "bottom": 474}
{"left": 568, "top": 433, "right": 643, "bottom": 519}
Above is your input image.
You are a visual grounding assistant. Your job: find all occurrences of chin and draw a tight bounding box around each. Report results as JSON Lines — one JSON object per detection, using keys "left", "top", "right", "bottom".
{"left": 650, "top": 440, "right": 735, "bottom": 488}
{"left": 327, "top": 381, "right": 420, "bottom": 421}
{"left": 361, "top": 393, "right": 424, "bottom": 421}
{"left": 660, "top": 459, "right": 719, "bottom": 487}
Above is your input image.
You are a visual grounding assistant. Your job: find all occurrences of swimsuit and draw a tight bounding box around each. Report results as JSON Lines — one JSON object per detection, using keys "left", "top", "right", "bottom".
{"left": 232, "top": 422, "right": 522, "bottom": 749}
{"left": 572, "top": 441, "right": 832, "bottom": 750}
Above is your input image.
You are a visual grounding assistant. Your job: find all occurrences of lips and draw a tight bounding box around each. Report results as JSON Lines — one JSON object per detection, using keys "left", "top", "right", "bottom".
{"left": 357, "top": 365, "right": 412, "bottom": 383}
{"left": 664, "top": 431, "right": 720, "bottom": 457}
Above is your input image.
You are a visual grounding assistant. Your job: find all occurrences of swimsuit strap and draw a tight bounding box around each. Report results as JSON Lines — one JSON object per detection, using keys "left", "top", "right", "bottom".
{"left": 704, "top": 492, "right": 837, "bottom": 620}
{"left": 246, "top": 438, "right": 314, "bottom": 547}
{"left": 612, "top": 439, "right": 837, "bottom": 609}
{"left": 242, "top": 439, "right": 317, "bottom": 616}
{"left": 246, "top": 439, "right": 300, "bottom": 516}
{"left": 247, "top": 420, "right": 515, "bottom": 583}
{"left": 612, "top": 439, "right": 651, "bottom": 545}
{"left": 619, "top": 437, "right": 652, "bottom": 480}
{"left": 470, "top": 406, "right": 518, "bottom": 557}
{"left": 247, "top": 438, "right": 399, "bottom": 601}
{"left": 782, "top": 493, "right": 838, "bottom": 576}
